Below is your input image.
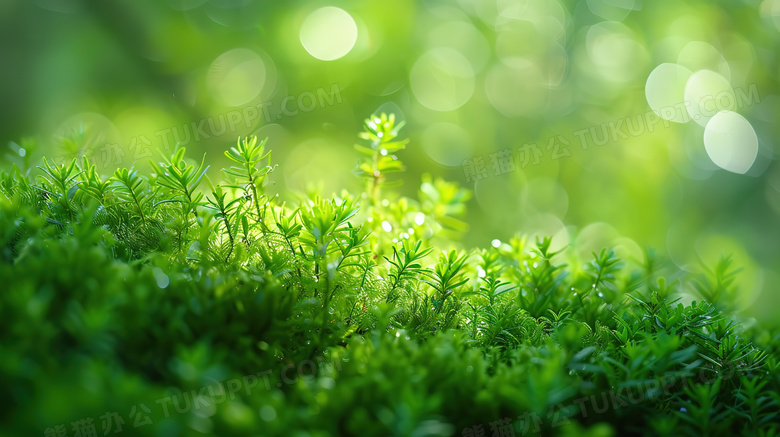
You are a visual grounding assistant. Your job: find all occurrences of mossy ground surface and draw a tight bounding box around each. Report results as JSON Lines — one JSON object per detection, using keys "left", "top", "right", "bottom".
{"left": 2, "top": 115, "right": 779, "bottom": 437}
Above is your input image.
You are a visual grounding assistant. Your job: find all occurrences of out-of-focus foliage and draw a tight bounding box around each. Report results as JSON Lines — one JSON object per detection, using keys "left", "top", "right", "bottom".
{"left": 1, "top": 2, "right": 779, "bottom": 316}
{"left": 2, "top": 122, "right": 780, "bottom": 436}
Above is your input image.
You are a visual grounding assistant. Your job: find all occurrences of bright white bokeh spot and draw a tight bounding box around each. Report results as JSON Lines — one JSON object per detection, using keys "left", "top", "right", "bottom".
{"left": 152, "top": 267, "right": 169, "bottom": 289}
{"left": 421, "top": 122, "right": 474, "bottom": 167}
{"left": 299, "top": 7, "right": 358, "bottom": 61}
{"left": 645, "top": 63, "right": 692, "bottom": 123}
{"left": 410, "top": 48, "right": 475, "bottom": 111}
{"left": 684, "top": 69, "right": 735, "bottom": 126}
{"left": 677, "top": 41, "right": 731, "bottom": 81}
{"left": 703, "top": 110, "right": 758, "bottom": 174}
{"left": 207, "top": 48, "right": 266, "bottom": 107}
{"left": 381, "top": 221, "right": 393, "bottom": 232}
{"left": 491, "top": 239, "right": 501, "bottom": 248}
{"left": 414, "top": 213, "right": 425, "bottom": 226}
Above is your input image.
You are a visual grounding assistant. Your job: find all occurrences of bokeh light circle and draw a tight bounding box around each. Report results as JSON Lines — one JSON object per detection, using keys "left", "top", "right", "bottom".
{"left": 684, "top": 69, "right": 735, "bottom": 126}
{"left": 410, "top": 48, "right": 475, "bottom": 111}
{"left": 703, "top": 110, "right": 758, "bottom": 174}
{"left": 299, "top": 7, "right": 358, "bottom": 61}
{"left": 585, "top": 21, "right": 648, "bottom": 83}
{"left": 677, "top": 41, "right": 731, "bottom": 81}
{"left": 645, "top": 63, "right": 692, "bottom": 123}
{"left": 207, "top": 48, "right": 266, "bottom": 107}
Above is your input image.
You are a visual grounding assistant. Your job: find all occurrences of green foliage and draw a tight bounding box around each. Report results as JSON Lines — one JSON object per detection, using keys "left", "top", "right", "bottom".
{"left": 693, "top": 255, "right": 743, "bottom": 311}
{"left": 1, "top": 115, "right": 779, "bottom": 437}
{"left": 149, "top": 146, "right": 209, "bottom": 217}
{"left": 222, "top": 135, "right": 275, "bottom": 227}
{"left": 354, "top": 113, "right": 408, "bottom": 206}
{"left": 384, "top": 240, "right": 432, "bottom": 303}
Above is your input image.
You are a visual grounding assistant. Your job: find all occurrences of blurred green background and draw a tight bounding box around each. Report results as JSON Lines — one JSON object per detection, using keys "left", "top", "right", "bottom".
{"left": 1, "top": 0, "right": 779, "bottom": 321}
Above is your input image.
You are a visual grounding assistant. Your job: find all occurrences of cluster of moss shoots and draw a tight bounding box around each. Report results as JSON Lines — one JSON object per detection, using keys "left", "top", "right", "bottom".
{"left": 1, "top": 114, "right": 779, "bottom": 436}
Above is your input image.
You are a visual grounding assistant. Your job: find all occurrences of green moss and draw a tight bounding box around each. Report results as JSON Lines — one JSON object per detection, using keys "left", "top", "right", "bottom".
{"left": 1, "top": 114, "right": 778, "bottom": 437}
